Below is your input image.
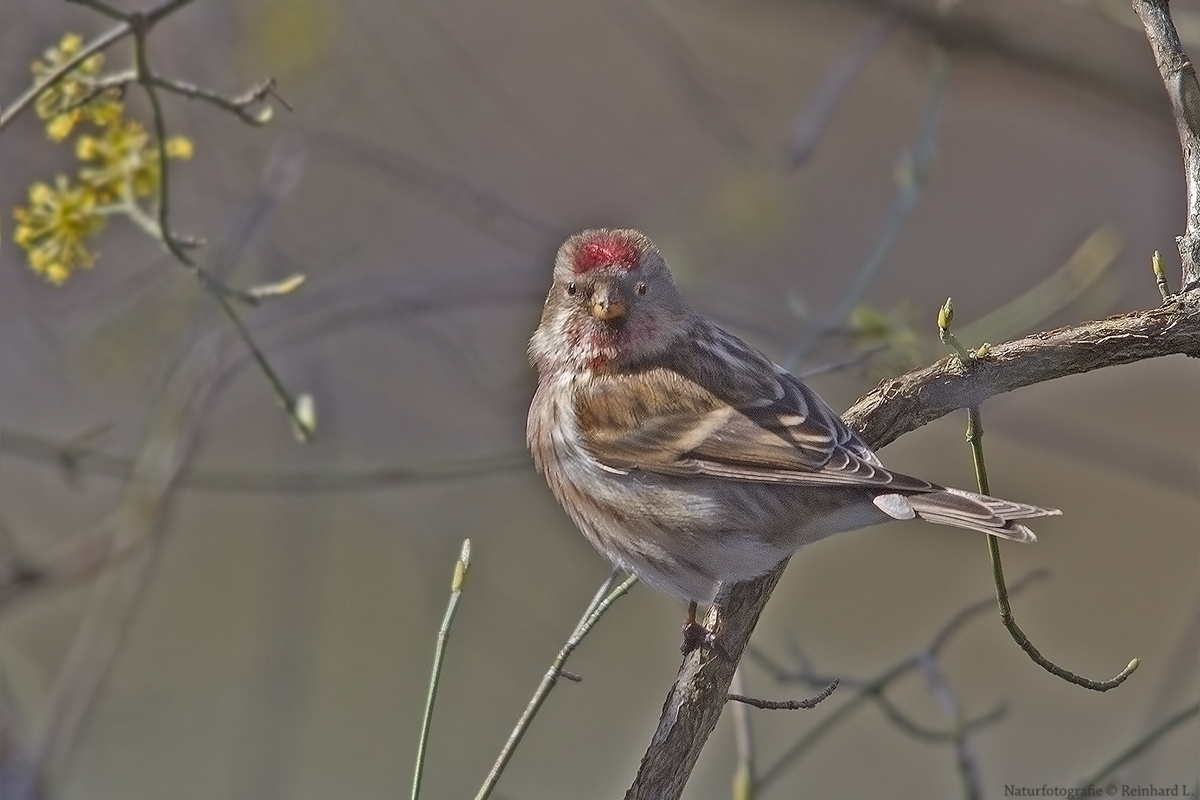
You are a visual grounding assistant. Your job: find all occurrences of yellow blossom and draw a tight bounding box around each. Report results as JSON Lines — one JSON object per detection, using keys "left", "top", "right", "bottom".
{"left": 12, "top": 176, "right": 106, "bottom": 284}
{"left": 165, "top": 136, "right": 193, "bottom": 159}
{"left": 31, "top": 32, "right": 123, "bottom": 141}
{"left": 76, "top": 120, "right": 192, "bottom": 201}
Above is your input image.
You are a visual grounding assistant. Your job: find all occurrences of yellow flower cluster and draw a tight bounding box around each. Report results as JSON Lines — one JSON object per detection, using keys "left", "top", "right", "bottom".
{"left": 32, "top": 33, "right": 123, "bottom": 141}
{"left": 11, "top": 33, "right": 194, "bottom": 285}
{"left": 13, "top": 177, "right": 105, "bottom": 285}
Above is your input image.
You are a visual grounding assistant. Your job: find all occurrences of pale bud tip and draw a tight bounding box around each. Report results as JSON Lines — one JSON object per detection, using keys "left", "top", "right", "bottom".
{"left": 452, "top": 538, "right": 471, "bottom": 592}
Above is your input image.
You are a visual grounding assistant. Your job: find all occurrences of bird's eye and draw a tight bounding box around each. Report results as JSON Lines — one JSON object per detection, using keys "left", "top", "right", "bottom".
{"left": 635, "top": 282, "right": 648, "bottom": 296}
{"left": 565, "top": 282, "right": 577, "bottom": 296}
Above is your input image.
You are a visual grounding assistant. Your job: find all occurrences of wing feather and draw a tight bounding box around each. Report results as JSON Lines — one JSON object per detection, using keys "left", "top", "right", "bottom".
{"left": 575, "top": 327, "right": 937, "bottom": 493}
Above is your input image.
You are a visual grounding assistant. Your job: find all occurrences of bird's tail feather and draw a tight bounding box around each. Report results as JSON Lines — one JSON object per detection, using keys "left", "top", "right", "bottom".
{"left": 905, "top": 487, "right": 1059, "bottom": 544}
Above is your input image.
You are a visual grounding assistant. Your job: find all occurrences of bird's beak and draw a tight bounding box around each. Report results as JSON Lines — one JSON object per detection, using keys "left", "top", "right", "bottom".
{"left": 589, "top": 282, "right": 627, "bottom": 321}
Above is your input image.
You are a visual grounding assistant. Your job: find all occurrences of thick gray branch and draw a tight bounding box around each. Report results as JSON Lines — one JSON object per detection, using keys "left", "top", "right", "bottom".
{"left": 846, "top": 300, "right": 1200, "bottom": 449}
{"left": 1134, "top": 0, "right": 1200, "bottom": 291}
{"left": 626, "top": 295, "right": 1200, "bottom": 800}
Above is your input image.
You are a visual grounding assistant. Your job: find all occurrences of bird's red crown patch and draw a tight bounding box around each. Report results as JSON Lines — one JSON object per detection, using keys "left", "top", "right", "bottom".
{"left": 573, "top": 234, "right": 641, "bottom": 274}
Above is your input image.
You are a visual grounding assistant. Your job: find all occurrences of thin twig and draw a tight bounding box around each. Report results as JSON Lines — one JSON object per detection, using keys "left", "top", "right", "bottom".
{"left": 917, "top": 655, "right": 982, "bottom": 800}
{"left": 475, "top": 572, "right": 637, "bottom": 800}
{"left": 412, "top": 540, "right": 471, "bottom": 800}
{"left": 0, "top": 9, "right": 138, "bottom": 129}
{"left": 1076, "top": 702, "right": 1199, "bottom": 788}
{"left": 151, "top": 74, "right": 283, "bottom": 124}
{"left": 727, "top": 679, "right": 839, "bottom": 711}
{"left": 870, "top": 690, "right": 1006, "bottom": 744}
{"left": 755, "top": 573, "right": 1042, "bottom": 791}
{"left": 40, "top": 0, "right": 313, "bottom": 439}
{"left": 65, "top": 69, "right": 281, "bottom": 126}
{"left": 24, "top": 342, "right": 221, "bottom": 781}
{"left": 757, "top": 661, "right": 908, "bottom": 790}
{"left": 967, "top": 407, "right": 1138, "bottom": 691}
{"left": 785, "top": 46, "right": 947, "bottom": 370}
{"left": 797, "top": 344, "right": 889, "bottom": 380}
{"left": 0, "top": 428, "right": 527, "bottom": 496}
{"left": 786, "top": 9, "right": 899, "bottom": 166}
{"left": 729, "top": 668, "right": 756, "bottom": 800}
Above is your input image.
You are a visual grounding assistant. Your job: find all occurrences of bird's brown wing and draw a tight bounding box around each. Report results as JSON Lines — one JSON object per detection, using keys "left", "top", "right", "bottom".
{"left": 575, "top": 334, "right": 936, "bottom": 492}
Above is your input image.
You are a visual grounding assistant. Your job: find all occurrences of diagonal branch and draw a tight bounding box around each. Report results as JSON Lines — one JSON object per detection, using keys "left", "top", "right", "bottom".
{"left": 844, "top": 299, "right": 1200, "bottom": 449}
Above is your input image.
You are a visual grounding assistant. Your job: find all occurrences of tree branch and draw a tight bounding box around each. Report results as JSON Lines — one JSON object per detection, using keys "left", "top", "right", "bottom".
{"left": 846, "top": 300, "right": 1200, "bottom": 449}
{"left": 1134, "top": 0, "right": 1200, "bottom": 292}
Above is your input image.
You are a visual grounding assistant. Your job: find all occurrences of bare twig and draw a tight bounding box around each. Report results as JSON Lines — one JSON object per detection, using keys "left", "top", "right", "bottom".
{"left": 1134, "top": 0, "right": 1200, "bottom": 291}
{"left": 0, "top": 0, "right": 195, "bottom": 130}
{"left": 786, "top": 9, "right": 899, "bottom": 167}
{"left": 412, "top": 540, "right": 471, "bottom": 800}
{"left": 1076, "top": 702, "right": 1200, "bottom": 788}
{"left": 70, "top": 69, "right": 281, "bottom": 125}
{"left": 967, "top": 407, "right": 1138, "bottom": 691}
{"left": 0, "top": 428, "right": 528, "bottom": 497}
{"left": 755, "top": 573, "right": 1040, "bottom": 791}
{"left": 917, "top": 655, "right": 982, "bottom": 800}
{"left": 729, "top": 668, "right": 756, "bottom": 800}
{"left": 11, "top": 343, "right": 222, "bottom": 796}
{"left": 727, "top": 679, "right": 839, "bottom": 711}
{"left": 476, "top": 572, "right": 637, "bottom": 800}
{"left": 785, "top": 47, "right": 948, "bottom": 369}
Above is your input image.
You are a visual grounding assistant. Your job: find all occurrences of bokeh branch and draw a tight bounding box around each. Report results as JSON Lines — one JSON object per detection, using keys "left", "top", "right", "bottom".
{"left": 0, "top": 343, "right": 221, "bottom": 799}
{"left": 750, "top": 571, "right": 1042, "bottom": 793}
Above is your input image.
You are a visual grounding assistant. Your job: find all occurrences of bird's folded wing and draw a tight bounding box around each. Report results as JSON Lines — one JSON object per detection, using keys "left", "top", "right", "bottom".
{"left": 576, "top": 361, "right": 937, "bottom": 492}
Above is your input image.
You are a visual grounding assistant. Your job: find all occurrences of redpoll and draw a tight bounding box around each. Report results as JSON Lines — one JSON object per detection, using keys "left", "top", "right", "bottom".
{"left": 527, "top": 229, "right": 1057, "bottom": 648}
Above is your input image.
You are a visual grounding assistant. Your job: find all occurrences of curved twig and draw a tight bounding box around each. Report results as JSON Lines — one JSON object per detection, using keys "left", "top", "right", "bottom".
{"left": 966, "top": 385, "right": 1137, "bottom": 688}
{"left": 727, "top": 679, "right": 839, "bottom": 711}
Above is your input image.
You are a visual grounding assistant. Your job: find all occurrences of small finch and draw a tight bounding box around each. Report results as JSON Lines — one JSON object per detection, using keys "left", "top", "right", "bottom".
{"left": 527, "top": 229, "right": 1057, "bottom": 650}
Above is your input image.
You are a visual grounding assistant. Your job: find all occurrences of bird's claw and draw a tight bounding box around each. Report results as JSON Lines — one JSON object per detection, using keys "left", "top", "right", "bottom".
{"left": 680, "top": 620, "right": 732, "bottom": 661}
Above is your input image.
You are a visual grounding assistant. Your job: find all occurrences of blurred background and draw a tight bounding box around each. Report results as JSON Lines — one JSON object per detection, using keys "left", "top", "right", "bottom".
{"left": 1, "top": 0, "right": 1197, "bottom": 798}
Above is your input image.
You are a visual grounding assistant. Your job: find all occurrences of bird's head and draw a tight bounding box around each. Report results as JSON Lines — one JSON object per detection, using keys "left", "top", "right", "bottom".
{"left": 530, "top": 229, "right": 694, "bottom": 373}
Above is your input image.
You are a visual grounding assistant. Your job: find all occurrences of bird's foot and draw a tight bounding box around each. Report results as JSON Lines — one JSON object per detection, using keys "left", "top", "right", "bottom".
{"left": 680, "top": 602, "right": 732, "bottom": 660}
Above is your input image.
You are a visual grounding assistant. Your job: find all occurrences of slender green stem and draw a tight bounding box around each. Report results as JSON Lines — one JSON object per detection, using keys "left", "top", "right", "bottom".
{"left": 1076, "top": 702, "right": 1198, "bottom": 788}
{"left": 475, "top": 572, "right": 637, "bottom": 800}
{"left": 411, "top": 540, "right": 471, "bottom": 800}
{"left": 967, "top": 407, "right": 1138, "bottom": 691}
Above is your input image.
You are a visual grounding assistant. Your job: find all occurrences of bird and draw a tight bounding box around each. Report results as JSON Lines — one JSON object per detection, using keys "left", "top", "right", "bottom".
{"left": 526, "top": 228, "right": 1057, "bottom": 652}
